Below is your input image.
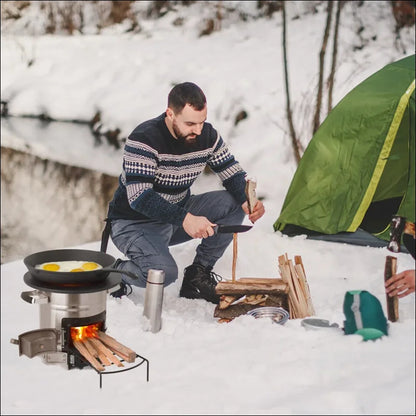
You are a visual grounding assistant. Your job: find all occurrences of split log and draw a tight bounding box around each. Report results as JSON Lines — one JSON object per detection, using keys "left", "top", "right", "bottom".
{"left": 294, "top": 264, "right": 308, "bottom": 305}
{"left": 278, "top": 254, "right": 314, "bottom": 319}
{"left": 88, "top": 337, "right": 124, "bottom": 367}
{"left": 288, "top": 296, "right": 296, "bottom": 319}
{"left": 294, "top": 255, "right": 305, "bottom": 275}
{"left": 215, "top": 279, "right": 288, "bottom": 296}
{"left": 278, "top": 255, "right": 302, "bottom": 318}
{"left": 384, "top": 256, "right": 399, "bottom": 322}
{"left": 294, "top": 263, "right": 315, "bottom": 316}
{"left": 97, "top": 331, "right": 136, "bottom": 363}
{"left": 82, "top": 337, "right": 99, "bottom": 358}
{"left": 245, "top": 178, "right": 258, "bottom": 214}
{"left": 288, "top": 259, "right": 309, "bottom": 317}
{"left": 238, "top": 278, "right": 286, "bottom": 284}
{"left": 83, "top": 338, "right": 111, "bottom": 366}
{"left": 232, "top": 233, "right": 238, "bottom": 282}
{"left": 73, "top": 340, "right": 105, "bottom": 372}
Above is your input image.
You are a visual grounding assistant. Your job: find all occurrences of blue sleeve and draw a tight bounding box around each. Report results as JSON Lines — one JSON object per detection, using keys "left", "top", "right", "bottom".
{"left": 130, "top": 189, "right": 188, "bottom": 226}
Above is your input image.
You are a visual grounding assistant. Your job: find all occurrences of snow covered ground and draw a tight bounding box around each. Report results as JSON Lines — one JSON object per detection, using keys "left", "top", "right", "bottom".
{"left": 1, "top": 1, "right": 415, "bottom": 414}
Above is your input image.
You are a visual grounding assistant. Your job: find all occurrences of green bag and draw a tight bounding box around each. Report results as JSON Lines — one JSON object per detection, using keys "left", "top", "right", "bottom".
{"left": 343, "top": 290, "right": 388, "bottom": 341}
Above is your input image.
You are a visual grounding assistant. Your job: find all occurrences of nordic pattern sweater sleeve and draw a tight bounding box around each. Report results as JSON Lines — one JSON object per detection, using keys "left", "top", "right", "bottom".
{"left": 207, "top": 136, "right": 247, "bottom": 204}
{"left": 108, "top": 114, "right": 247, "bottom": 224}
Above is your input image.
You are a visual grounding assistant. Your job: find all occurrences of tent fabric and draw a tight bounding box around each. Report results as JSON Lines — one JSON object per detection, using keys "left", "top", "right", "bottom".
{"left": 307, "top": 228, "right": 409, "bottom": 254}
{"left": 274, "top": 54, "right": 415, "bottom": 248}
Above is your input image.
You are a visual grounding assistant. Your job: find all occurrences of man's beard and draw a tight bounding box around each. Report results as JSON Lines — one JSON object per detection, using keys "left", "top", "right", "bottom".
{"left": 173, "top": 122, "right": 198, "bottom": 148}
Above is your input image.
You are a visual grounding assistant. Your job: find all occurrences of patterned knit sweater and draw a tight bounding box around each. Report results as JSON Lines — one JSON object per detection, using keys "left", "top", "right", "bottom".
{"left": 107, "top": 113, "right": 247, "bottom": 225}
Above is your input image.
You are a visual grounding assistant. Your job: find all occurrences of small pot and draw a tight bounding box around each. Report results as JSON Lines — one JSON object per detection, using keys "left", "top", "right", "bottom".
{"left": 23, "top": 249, "right": 138, "bottom": 284}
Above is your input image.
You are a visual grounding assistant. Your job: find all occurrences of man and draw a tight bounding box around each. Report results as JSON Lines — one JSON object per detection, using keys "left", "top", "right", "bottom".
{"left": 106, "top": 82, "right": 265, "bottom": 304}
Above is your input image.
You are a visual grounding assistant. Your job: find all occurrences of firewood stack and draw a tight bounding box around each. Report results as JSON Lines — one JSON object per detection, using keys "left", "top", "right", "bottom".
{"left": 214, "top": 277, "right": 289, "bottom": 322}
{"left": 213, "top": 251, "right": 315, "bottom": 322}
{"left": 72, "top": 331, "right": 137, "bottom": 372}
{"left": 278, "top": 254, "right": 315, "bottom": 319}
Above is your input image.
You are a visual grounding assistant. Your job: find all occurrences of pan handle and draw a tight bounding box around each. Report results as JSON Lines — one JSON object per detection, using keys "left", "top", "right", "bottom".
{"left": 103, "top": 267, "right": 148, "bottom": 284}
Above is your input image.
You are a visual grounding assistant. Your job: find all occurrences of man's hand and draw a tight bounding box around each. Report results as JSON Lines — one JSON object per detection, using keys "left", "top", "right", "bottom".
{"left": 385, "top": 269, "right": 415, "bottom": 298}
{"left": 242, "top": 200, "right": 265, "bottom": 224}
{"left": 183, "top": 213, "right": 216, "bottom": 239}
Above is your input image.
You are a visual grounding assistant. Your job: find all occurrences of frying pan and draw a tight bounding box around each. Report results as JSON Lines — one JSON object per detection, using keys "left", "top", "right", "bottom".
{"left": 23, "top": 249, "right": 140, "bottom": 284}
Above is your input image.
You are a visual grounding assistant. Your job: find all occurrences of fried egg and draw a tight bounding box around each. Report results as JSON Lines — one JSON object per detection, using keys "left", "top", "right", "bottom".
{"left": 35, "top": 261, "right": 102, "bottom": 272}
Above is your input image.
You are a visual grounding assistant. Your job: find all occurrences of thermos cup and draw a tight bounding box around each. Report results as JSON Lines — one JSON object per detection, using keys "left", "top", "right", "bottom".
{"left": 143, "top": 269, "right": 165, "bottom": 333}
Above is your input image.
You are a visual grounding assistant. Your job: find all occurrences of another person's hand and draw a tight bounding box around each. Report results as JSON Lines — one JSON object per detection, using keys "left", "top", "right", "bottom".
{"left": 183, "top": 213, "right": 216, "bottom": 239}
{"left": 242, "top": 200, "right": 265, "bottom": 223}
{"left": 385, "top": 269, "right": 415, "bottom": 298}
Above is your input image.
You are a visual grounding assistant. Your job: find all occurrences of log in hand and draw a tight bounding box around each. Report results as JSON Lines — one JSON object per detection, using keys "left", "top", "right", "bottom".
{"left": 183, "top": 212, "right": 216, "bottom": 239}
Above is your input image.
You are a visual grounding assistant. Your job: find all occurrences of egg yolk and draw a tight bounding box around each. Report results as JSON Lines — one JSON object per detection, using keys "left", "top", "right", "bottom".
{"left": 70, "top": 268, "right": 84, "bottom": 272}
{"left": 42, "top": 263, "right": 60, "bottom": 271}
{"left": 82, "top": 262, "right": 99, "bottom": 271}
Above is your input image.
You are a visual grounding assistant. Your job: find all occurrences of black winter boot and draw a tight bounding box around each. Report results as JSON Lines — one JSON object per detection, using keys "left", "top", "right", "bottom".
{"left": 110, "top": 281, "right": 133, "bottom": 298}
{"left": 110, "top": 259, "right": 133, "bottom": 298}
{"left": 179, "top": 263, "right": 222, "bottom": 304}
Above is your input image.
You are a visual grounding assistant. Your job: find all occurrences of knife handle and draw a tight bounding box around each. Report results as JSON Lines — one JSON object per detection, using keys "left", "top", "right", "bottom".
{"left": 245, "top": 179, "right": 258, "bottom": 214}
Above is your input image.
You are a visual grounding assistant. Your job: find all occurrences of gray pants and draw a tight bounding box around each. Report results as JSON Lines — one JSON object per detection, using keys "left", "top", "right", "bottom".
{"left": 110, "top": 190, "right": 245, "bottom": 287}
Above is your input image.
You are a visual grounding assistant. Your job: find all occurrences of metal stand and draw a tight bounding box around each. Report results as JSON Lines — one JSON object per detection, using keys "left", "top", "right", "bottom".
{"left": 77, "top": 352, "right": 150, "bottom": 388}
{"left": 96, "top": 353, "right": 150, "bottom": 388}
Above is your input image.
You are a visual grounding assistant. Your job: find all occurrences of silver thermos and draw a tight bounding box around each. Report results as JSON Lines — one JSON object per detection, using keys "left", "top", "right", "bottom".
{"left": 143, "top": 269, "right": 165, "bottom": 333}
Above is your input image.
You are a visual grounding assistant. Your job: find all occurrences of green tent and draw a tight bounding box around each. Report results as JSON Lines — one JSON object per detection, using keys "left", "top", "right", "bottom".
{"left": 274, "top": 54, "right": 415, "bottom": 249}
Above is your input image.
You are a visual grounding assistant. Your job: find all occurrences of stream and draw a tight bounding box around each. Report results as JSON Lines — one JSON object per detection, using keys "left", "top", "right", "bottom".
{"left": 1, "top": 116, "right": 120, "bottom": 264}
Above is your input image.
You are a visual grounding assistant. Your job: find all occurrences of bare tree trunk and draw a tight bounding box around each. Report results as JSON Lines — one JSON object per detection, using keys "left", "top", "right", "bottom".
{"left": 282, "top": 2, "right": 301, "bottom": 164}
{"left": 327, "top": 1, "right": 343, "bottom": 113}
{"left": 312, "top": 0, "right": 333, "bottom": 134}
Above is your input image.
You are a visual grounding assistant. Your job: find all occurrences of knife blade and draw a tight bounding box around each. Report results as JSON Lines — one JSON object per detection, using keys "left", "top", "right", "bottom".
{"left": 213, "top": 225, "right": 252, "bottom": 234}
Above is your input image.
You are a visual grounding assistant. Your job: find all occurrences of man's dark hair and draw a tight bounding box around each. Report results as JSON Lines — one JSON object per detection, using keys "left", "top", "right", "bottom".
{"left": 168, "top": 82, "right": 206, "bottom": 113}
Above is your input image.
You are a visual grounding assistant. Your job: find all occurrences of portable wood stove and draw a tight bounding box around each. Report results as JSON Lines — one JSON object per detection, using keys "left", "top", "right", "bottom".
{"left": 11, "top": 271, "right": 149, "bottom": 388}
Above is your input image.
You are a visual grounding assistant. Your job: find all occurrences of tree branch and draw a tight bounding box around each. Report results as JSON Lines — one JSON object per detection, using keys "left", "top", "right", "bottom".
{"left": 312, "top": 0, "right": 333, "bottom": 134}
{"left": 282, "top": 2, "right": 301, "bottom": 164}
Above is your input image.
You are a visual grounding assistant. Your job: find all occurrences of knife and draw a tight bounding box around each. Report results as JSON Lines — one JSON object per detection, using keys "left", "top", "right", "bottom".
{"left": 213, "top": 225, "right": 252, "bottom": 234}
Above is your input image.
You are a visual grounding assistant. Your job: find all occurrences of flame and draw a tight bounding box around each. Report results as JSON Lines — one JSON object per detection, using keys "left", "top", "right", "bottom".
{"left": 71, "top": 323, "right": 101, "bottom": 342}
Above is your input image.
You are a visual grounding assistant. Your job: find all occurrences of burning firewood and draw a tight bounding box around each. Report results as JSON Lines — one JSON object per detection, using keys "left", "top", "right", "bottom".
{"left": 88, "top": 337, "right": 124, "bottom": 367}
{"left": 71, "top": 327, "right": 137, "bottom": 371}
{"left": 73, "top": 340, "right": 105, "bottom": 372}
{"left": 82, "top": 337, "right": 99, "bottom": 358}
{"left": 83, "top": 338, "right": 112, "bottom": 366}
